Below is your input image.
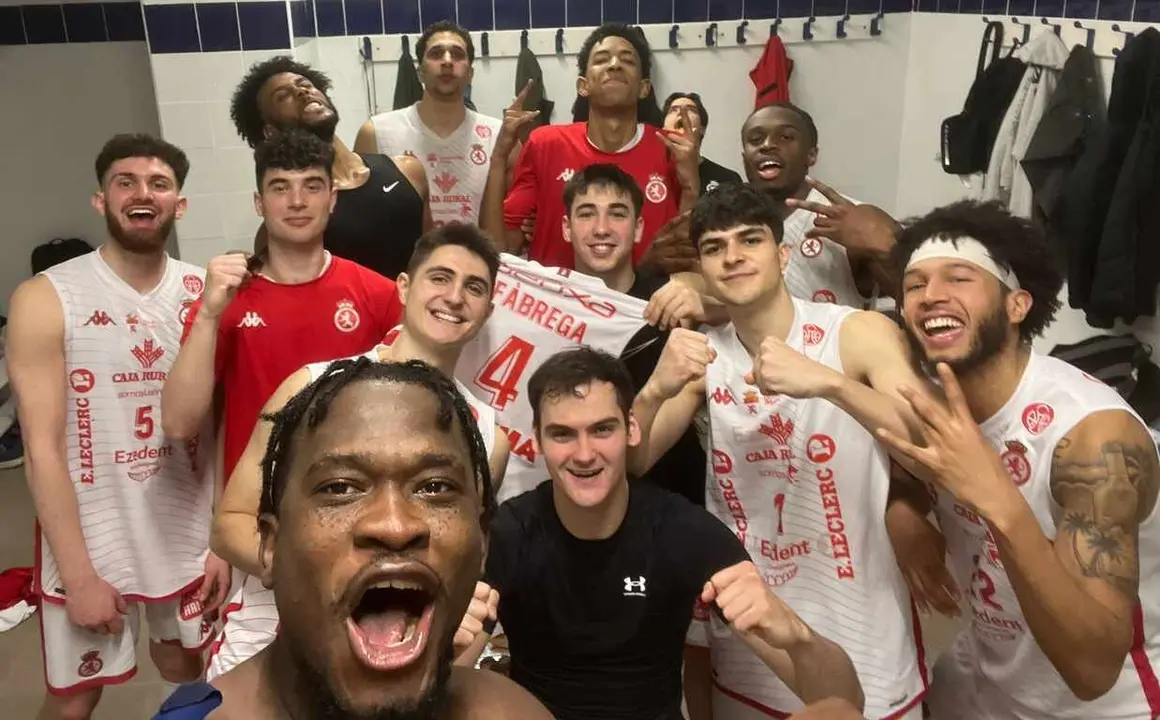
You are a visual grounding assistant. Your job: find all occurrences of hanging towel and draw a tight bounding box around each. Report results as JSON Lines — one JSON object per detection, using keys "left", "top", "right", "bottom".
{"left": 393, "top": 42, "right": 424, "bottom": 110}
{"left": 515, "top": 46, "right": 553, "bottom": 129}
{"left": 0, "top": 567, "right": 36, "bottom": 633}
{"left": 750, "top": 34, "right": 793, "bottom": 108}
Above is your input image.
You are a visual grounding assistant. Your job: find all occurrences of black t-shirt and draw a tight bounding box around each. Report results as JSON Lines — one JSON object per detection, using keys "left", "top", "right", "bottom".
{"left": 698, "top": 157, "right": 743, "bottom": 195}
{"left": 484, "top": 481, "right": 749, "bottom": 720}
{"left": 622, "top": 268, "right": 708, "bottom": 506}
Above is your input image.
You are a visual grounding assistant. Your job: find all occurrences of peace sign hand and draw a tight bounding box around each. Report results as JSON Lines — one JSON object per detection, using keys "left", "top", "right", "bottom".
{"left": 786, "top": 179, "right": 897, "bottom": 258}
{"left": 876, "top": 363, "right": 1014, "bottom": 519}
{"left": 496, "top": 79, "right": 541, "bottom": 158}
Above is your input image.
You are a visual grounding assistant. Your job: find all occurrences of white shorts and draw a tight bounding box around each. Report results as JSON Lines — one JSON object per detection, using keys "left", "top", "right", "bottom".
{"left": 40, "top": 588, "right": 214, "bottom": 695}
{"left": 205, "top": 571, "right": 278, "bottom": 681}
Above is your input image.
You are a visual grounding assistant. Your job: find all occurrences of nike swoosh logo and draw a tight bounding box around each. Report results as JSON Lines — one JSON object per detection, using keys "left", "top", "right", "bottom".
{"left": 383, "top": 181, "right": 399, "bottom": 193}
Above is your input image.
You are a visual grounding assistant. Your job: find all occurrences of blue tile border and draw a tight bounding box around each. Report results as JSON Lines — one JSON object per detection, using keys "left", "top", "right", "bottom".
{"left": 0, "top": 0, "right": 1149, "bottom": 50}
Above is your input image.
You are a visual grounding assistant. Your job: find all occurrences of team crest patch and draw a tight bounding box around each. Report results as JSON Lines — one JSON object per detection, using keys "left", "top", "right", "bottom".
{"left": 1001, "top": 440, "right": 1031, "bottom": 486}
{"left": 334, "top": 300, "right": 361, "bottom": 333}
{"left": 1021, "top": 403, "right": 1054, "bottom": 435}
{"left": 179, "top": 299, "right": 195, "bottom": 326}
{"left": 470, "top": 144, "right": 488, "bottom": 166}
{"left": 800, "top": 237, "right": 823, "bottom": 258}
{"left": 645, "top": 174, "right": 668, "bottom": 204}
{"left": 77, "top": 650, "right": 103, "bottom": 678}
{"left": 183, "top": 274, "right": 204, "bottom": 295}
{"left": 475, "top": 124, "right": 493, "bottom": 139}
{"left": 805, "top": 433, "right": 836, "bottom": 463}
{"left": 812, "top": 289, "right": 836, "bottom": 303}
{"left": 802, "top": 323, "right": 825, "bottom": 346}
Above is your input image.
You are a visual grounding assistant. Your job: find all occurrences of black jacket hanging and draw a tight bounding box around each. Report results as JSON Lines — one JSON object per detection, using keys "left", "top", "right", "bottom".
{"left": 515, "top": 46, "right": 553, "bottom": 129}
{"left": 393, "top": 39, "right": 424, "bottom": 110}
{"left": 1058, "top": 28, "right": 1160, "bottom": 327}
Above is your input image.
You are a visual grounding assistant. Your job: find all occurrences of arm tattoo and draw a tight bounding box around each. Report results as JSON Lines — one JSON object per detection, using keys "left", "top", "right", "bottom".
{"left": 1050, "top": 436, "right": 1157, "bottom": 600}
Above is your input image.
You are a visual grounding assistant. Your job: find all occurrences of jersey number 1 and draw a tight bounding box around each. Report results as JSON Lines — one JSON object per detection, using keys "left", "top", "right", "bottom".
{"left": 474, "top": 336, "right": 534, "bottom": 411}
{"left": 774, "top": 493, "right": 786, "bottom": 534}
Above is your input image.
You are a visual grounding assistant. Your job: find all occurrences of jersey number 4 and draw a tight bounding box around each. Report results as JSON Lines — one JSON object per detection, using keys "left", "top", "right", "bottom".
{"left": 474, "top": 336, "right": 535, "bottom": 411}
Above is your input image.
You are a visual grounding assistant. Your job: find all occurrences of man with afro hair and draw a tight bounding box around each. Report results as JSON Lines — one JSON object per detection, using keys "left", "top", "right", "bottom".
{"left": 231, "top": 56, "right": 432, "bottom": 280}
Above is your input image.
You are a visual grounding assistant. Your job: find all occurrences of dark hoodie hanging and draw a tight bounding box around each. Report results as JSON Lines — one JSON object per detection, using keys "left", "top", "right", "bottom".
{"left": 393, "top": 37, "right": 424, "bottom": 110}
{"left": 515, "top": 44, "right": 553, "bottom": 129}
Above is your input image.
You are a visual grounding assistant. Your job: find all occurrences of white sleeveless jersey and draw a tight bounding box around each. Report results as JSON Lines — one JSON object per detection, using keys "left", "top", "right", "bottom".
{"left": 454, "top": 255, "right": 649, "bottom": 503}
{"left": 698, "top": 298, "right": 926, "bottom": 718}
{"left": 36, "top": 251, "right": 214, "bottom": 602}
{"left": 371, "top": 104, "right": 502, "bottom": 227}
{"left": 930, "top": 352, "right": 1160, "bottom": 719}
{"left": 782, "top": 185, "right": 874, "bottom": 310}
{"left": 303, "top": 343, "right": 498, "bottom": 457}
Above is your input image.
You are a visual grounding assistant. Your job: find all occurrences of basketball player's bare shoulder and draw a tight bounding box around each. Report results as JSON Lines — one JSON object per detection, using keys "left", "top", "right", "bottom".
{"left": 445, "top": 667, "right": 555, "bottom": 719}
{"left": 394, "top": 153, "right": 429, "bottom": 199}
{"left": 1049, "top": 408, "right": 1159, "bottom": 603}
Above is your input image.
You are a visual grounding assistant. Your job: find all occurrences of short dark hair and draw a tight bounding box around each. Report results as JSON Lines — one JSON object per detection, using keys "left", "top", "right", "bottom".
{"left": 254, "top": 130, "right": 335, "bottom": 189}
{"left": 578, "top": 23, "right": 653, "bottom": 79}
{"left": 663, "top": 92, "right": 710, "bottom": 130}
{"left": 894, "top": 200, "right": 1063, "bottom": 341}
{"left": 417, "top": 20, "right": 475, "bottom": 65}
{"left": 95, "top": 134, "right": 190, "bottom": 189}
{"left": 406, "top": 223, "right": 501, "bottom": 289}
{"left": 259, "top": 357, "right": 496, "bottom": 521}
{"left": 231, "top": 56, "right": 333, "bottom": 148}
{"left": 749, "top": 101, "right": 819, "bottom": 149}
{"left": 690, "top": 183, "right": 784, "bottom": 250}
{"left": 528, "top": 347, "right": 634, "bottom": 431}
{"left": 562, "top": 164, "right": 644, "bottom": 218}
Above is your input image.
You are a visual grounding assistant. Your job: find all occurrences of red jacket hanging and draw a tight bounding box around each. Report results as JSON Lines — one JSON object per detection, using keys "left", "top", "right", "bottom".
{"left": 750, "top": 35, "right": 793, "bottom": 108}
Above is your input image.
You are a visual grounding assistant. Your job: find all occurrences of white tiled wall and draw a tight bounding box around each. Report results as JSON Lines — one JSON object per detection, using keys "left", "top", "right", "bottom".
{"left": 148, "top": 48, "right": 295, "bottom": 265}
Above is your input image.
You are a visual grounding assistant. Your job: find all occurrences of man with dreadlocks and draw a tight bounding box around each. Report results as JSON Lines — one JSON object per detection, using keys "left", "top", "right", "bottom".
{"left": 231, "top": 55, "right": 432, "bottom": 280}
{"left": 204, "top": 224, "right": 509, "bottom": 679}
{"left": 154, "top": 358, "right": 553, "bottom": 719}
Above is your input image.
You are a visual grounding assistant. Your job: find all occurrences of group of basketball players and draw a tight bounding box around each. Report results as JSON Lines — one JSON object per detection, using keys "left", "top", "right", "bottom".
{"left": 3, "top": 15, "right": 1157, "bottom": 720}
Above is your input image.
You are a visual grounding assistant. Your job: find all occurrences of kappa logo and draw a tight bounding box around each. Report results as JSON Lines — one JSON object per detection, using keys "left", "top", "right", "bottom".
{"left": 556, "top": 168, "right": 575, "bottom": 182}
{"left": 84, "top": 310, "right": 116, "bottom": 327}
{"left": 334, "top": 300, "right": 361, "bottom": 333}
{"left": 623, "top": 576, "right": 647, "bottom": 597}
{"left": 710, "top": 387, "right": 736, "bottom": 405}
{"left": 237, "top": 311, "right": 266, "bottom": 329}
{"left": 130, "top": 339, "right": 164, "bottom": 369}
{"left": 645, "top": 174, "right": 668, "bottom": 204}
{"left": 77, "top": 650, "right": 103, "bottom": 678}
{"left": 759, "top": 413, "right": 795, "bottom": 446}
{"left": 433, "top": 171, "right": 459, "bottom": 193}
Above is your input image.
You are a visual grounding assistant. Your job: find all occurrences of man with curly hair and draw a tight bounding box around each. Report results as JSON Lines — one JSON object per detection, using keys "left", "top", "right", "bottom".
{"left": 879, "top": 200, "right": 1160, "bottom": 719}
{"left": 231, "top": 56, "right": 432, "bottom": 280}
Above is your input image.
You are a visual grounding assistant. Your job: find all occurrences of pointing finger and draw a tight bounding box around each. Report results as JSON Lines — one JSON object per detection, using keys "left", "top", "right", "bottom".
{"left": 806, "top": 177, "right": 849, "bottom": 206}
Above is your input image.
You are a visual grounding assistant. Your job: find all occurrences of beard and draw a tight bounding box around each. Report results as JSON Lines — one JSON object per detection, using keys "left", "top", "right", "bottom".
{"left": 275, "top": 106, "right": 341, "bottom": 143}
{"left": 285, "top": 633, "right": 454, "bottom": 720}
{"left": 906, "top": 303, "right": 1010, "bottom": 377}
{"left": 105, "top": 210, "right": 174, "bottom": 255}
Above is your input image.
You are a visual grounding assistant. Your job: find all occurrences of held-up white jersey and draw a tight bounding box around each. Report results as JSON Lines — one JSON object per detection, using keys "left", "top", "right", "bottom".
{"left": 454, "top": 255, "right": 649, "bottom": 503}
{"left": 371, "top": 104, "right": 502, "bottom": 227}
{"left": 206, "top": 346, "right": 500, "bottom": 681}
{"left": 693, "top": 298, "right": 926, "bottom": 719}
{"left": 781, "top": 185, "right": 874, "bottom": 310}
{"left": 36, "top": 251, "right": 214, "bottom": 603}
{"left": 929, "top": 352, "right": 1160, "bottom": 720}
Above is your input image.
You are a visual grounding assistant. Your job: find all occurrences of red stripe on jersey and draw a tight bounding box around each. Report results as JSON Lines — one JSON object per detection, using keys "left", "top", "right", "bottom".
{"left": 1131, "top": 605, "right": 1160, "bottom": 716}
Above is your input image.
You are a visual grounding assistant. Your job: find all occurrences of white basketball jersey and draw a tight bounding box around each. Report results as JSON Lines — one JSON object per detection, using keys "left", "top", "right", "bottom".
{"left": 371, "top": 104, "right": 502, "bottom": 227}
{"left": 454, "top": 255, "right": 649, "bottom": 503}
{"left": 931, "top": 352, "right": 1160, "bottom": 719}
{"left": 304, "top": 344, "right": 498, "bottom": 457}
{"left": 37, "top": 251, "right": 214, "bottom": 602}
{"left": 781, "top": 185, "right": 873, "bottom": 310}
{"left": 698, "top": 298, "right": 926, "bottom": 718}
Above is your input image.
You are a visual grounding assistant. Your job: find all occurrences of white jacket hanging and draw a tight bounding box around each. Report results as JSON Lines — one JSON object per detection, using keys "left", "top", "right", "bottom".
{"left": 979, "top": 31, "right": 1070, "bottom": 217}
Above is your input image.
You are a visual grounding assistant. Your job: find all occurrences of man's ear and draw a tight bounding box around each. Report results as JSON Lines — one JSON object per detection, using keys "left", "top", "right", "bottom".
{"left": 576, "top": 75, "right": 589, "bottom": 98}
{"left": 91, "top": 191, "right": 107, "bottom": 216}
{"left": 258, "top": 513, "right": 279, "bottom": 589}
{"left": 626, "top": 411, "right": 642, "bottom": 448}
{"left": 639, "top": 78, "right": 651, "bottom": 101}
{"left": 397, "top": 272, "right": 411, "bottom": 307}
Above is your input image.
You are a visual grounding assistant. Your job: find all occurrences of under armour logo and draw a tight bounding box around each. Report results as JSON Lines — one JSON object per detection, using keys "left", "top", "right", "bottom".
{"left": 383, "top": 181, "right": 399, "bottom": 193}
{"left": 623, "top": 576, "right": 647, "bottom": 597}
{"left": 237, "top": 311, "right": 266, "bottom": 329}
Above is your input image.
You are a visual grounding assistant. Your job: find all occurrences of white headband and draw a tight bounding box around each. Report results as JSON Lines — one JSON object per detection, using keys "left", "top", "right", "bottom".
{"left": 906, "top": 236, "right": 1021, "bottom": 290}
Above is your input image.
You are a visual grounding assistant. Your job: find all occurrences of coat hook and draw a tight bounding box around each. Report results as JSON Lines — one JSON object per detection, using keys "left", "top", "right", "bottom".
{"left": 736, "top": 20, "right": 748, "bottom": 45}
{"left": 520, "top": 29, "right": 529, "bottom": 51}
{"left": 706, "top": 22, "right": 718, "bottom": 47}
{"left": 669, "top": 24, "right": 679, "bottom": 48}
{"left": 555, "top": 28, "right": 564, "bottom": 53}
{"left": 1040, "top": 17, "right": 1060, "bottom": 36}
{"left": 837, "top": 14, "right": 850, "bottom": 39}
{"left": 360, "top": 36, "right": 372, "bottom": 61}
{"left": 480, "top": 31, "right": 489, "bottom": 58}
{"left": 803, "top": 16, "right": 815, "bottom": 41}
{"left": 401, "top": 35, "right": 410, "bottom": 55}
{"left": 770, "top": 18, "right": 781, "bottom": 37}
{"left": 870, "top": 11, "right": 883, "bottom": 36}
{"left": 1111, "top": 24, "right": 1134, "bottom": 56}
{"left": 1073, "top": 20, "right": 1094, "bottom": 49}
{"left": 1011, "top": 17, "right": 1030, "bottom": 46}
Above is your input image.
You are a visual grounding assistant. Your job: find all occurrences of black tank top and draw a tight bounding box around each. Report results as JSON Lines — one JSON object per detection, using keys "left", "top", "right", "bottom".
{"left": 324, "top": 153, "right": 424, "bottom": 279}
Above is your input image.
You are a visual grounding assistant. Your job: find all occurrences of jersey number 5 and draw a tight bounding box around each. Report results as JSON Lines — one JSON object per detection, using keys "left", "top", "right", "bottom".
{"left": 474, "top": 336, "right": 534, "bottom": 411}
{"left": 134, "top": 406, "right": 155, "bottom": 440}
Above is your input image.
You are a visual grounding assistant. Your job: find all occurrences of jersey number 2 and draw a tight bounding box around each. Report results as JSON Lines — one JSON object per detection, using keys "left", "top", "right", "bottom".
{"left": 134, "top": 406, "right": 155, "bottom": 440}
{"left": 474, "top": 336, "right": 534, "bottom": 411}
